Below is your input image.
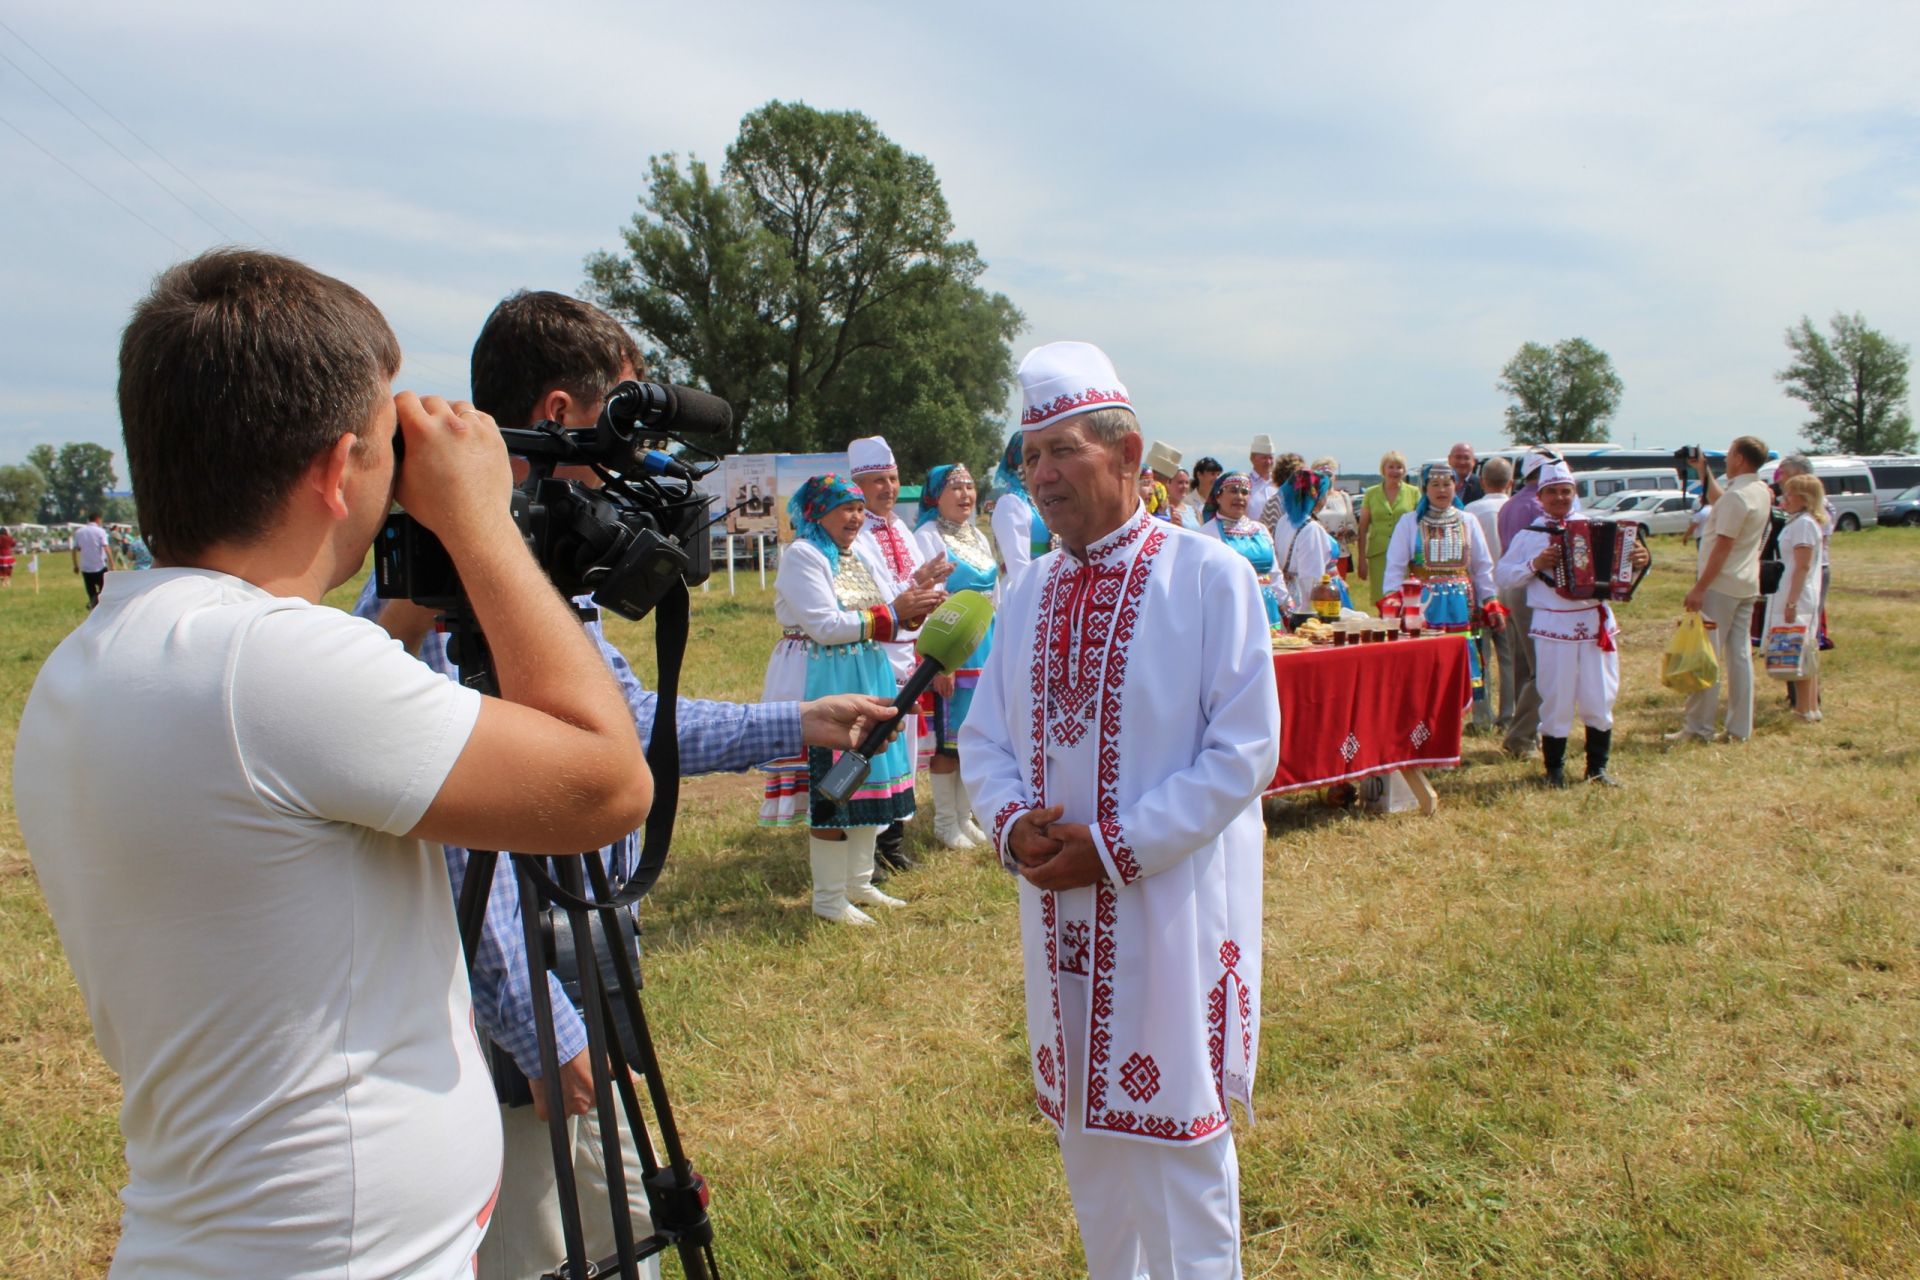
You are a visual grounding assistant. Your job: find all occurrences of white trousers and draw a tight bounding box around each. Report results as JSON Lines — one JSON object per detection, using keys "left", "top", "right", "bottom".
{"left": 1056, "top": 975, "right": 1243, "bottom": 1280}
{"left": 479, "top": 1097, "right": 662, "bottom": 1280}
{"left": 1534, "top": 636, "right": 1618, "bottom": 737}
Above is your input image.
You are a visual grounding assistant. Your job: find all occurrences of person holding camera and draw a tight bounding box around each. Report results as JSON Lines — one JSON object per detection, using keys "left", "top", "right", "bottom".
{"left": 358, "top": 290, "right": 901, "bottom": 1279}
{"left": 16, "top": 250, "right": 659, "bottom": 1278}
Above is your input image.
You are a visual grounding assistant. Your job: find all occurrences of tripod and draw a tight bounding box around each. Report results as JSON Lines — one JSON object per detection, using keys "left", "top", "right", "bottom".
{"left": 442, "top": 588, "right": 719, "bottom": 1280}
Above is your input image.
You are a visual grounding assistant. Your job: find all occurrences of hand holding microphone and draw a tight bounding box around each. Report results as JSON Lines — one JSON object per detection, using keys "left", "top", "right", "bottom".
{"left": 817, "top": 589, "right": 994, "bottom": 807}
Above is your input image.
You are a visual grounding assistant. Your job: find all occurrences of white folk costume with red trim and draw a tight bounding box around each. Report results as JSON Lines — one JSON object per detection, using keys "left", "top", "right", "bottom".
{"left": 1495, "top": 526, "right": 1621, "bottom": 735}
{"left": 960, "top": 503, "right": 1278, "bottom": 1147}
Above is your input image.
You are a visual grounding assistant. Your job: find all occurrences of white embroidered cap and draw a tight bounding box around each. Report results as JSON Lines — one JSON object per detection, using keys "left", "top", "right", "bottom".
{"left": 1535, "top": 460, "right": 1577, "bottom": 489}
{"left": 1144, "top": 440, "right": 1182, "bottom": 478}
{"left": 1018, "top": 341, "right": 1131, "bottom": 429}
{"left": 847, "top": 436, "right": 896, "bottom": 475}
{"left": 1521, "top": 447, "right": 1565, "bottom": 478}
{"left": 1249, "top": 433, "right": 1275, "bottom": 455}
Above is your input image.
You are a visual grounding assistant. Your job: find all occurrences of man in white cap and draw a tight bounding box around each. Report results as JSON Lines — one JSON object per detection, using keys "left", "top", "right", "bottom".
{"left": 1247, "top": 433, "right": 1279, "bottom": 522}
{"left": 849, "top": 435, "right": 952, "bottom": 869}
{"left": 961, "top": 341, "right": 1278, "bottom": 1279}
{"left": 1496, "top": 446, "right": 1566, "bottom": 758}
{"left": 1496, "top": 459, "right": 1650, "bottom": 785}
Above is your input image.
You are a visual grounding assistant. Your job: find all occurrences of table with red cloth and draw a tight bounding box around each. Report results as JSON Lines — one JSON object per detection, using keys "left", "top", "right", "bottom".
{"left": 1265, "top": 634, "right": 1473, "bottom": 811}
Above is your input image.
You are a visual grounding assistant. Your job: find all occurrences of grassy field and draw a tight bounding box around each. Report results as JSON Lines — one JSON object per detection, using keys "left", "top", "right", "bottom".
{"left": 4, "top": 530, "right": 1920, "bottom": 1278}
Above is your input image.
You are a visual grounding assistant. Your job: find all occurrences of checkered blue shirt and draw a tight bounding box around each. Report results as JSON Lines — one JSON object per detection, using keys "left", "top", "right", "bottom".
{"left": 353, "top": 579, "right": 800, "bottom": 1077}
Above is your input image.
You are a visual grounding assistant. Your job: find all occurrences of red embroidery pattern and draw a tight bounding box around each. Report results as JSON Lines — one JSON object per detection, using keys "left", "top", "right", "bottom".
{"left": 1022, "top": 386, "right": 1130, "bottom": 427}
{"left": 1036, "top": 1045, "right": 1058, "bottom": 1089}
{"left": 1035, "top": 890, "right": 1065, "bottom": 1127}
{"left": 1091, "top": 526, "right": 1163, "bottom": 886}
{"left": 1119, "top": 1052, "right": 1162, "bottom": 1103}
{"left": 1060, "top": 921, "right": 1090, "bottom": 976}
{"left": 866, "top": 515, "right": 916, "bottom": 580}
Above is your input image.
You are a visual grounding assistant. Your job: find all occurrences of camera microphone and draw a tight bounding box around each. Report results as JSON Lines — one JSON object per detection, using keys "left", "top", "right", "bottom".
{"left": 817, "top": 589, "right": 995, "bottom": 807}
{"left": 602, "top": 380, "right": 734, "bottom": 437}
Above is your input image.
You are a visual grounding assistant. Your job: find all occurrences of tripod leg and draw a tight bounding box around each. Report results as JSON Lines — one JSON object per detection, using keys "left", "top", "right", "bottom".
{"left": 515, "top": 855, "right": 591, "bottom": 1279}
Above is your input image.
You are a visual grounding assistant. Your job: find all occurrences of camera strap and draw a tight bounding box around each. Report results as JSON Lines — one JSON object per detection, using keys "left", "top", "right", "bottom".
{"left": 518, "top": 579, "right": 689, "bottom": 912}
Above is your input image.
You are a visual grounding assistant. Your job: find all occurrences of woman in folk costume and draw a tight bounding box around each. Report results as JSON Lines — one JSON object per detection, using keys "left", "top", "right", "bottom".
{"left": 991, "top": 430, "right": 1052, "bottom": 586}
{"left": 760, "top": 475, "right": 940, "bottom": 924}
{"left": 1383, "top": 465, "right": 1507, "bottom": 701}
{"left": 911, "top": 464, "right": 998, "bottom": 848}
{"left": 1201, "top": 471, "right": 1290, "bottom": 627}
{"left": 1272, "top": 466, "right": 1354, "bottom": 612}
{"left": 1494, "top": 461, "right": 1650, "bottom": 786}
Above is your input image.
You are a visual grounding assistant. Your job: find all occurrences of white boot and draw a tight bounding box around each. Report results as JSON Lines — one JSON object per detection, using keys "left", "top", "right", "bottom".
{"left": 930, "top": 772, "right": 978, "bottom": 849}
{"left": 809, "top": 834, "right": 873, "bottom": 925}
{"left": 846, "top": 826, "right": 905, "bottom": 908}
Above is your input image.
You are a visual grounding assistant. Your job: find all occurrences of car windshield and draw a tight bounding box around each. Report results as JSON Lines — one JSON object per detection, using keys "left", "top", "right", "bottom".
{"left": 1609, "top": 493, "right": 1654, "bottom": 511}
{"left": 1898, "top": 486, "right": 1920, "bottom": 503}
{"left": 1588, "top": 492, "right": 1627, "bottom": 510}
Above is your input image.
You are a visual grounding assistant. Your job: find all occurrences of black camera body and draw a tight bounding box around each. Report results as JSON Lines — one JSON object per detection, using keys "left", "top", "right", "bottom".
{"left": 376, "top": 380, "right": 725, "bottom": 621}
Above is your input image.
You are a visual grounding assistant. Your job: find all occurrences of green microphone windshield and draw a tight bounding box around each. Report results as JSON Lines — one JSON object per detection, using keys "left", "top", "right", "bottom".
{"left": 914, "top": 589, "right": 994, "bottom": 670}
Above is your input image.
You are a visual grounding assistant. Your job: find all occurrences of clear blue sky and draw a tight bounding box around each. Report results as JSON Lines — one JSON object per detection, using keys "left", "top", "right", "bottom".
{"left": 3, "top": 1, "right": 1916, "bottom": 481}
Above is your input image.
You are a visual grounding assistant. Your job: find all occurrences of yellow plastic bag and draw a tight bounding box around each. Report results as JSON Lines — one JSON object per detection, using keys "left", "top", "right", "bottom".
{"left": 1661, "top": 611, "right": 1719, "bottom": 695}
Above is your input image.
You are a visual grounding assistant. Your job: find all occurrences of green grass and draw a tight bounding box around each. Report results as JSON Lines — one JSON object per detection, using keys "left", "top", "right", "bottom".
{"left": 5, "top": 530, "right": 1920, "bottom": 1277}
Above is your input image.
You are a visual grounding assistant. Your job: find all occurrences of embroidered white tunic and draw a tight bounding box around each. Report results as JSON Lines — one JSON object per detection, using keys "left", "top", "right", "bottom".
{"left": 854, "top": 510, "right": 930, "bottom": 684}
{"left": 960, "top": 505, "right": 1278, "bottom": 1145}
{"left": 1493, "top": 527, "right": 1622, "bottom": 644}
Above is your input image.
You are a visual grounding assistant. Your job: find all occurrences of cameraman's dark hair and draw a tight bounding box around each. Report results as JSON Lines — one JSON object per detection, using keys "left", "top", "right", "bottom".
{"left": 470, "top": 291, "right": 644, "bottom": 427}
{"left": 1731, "top": 435, "right": 1769, "bottom": 469}
{"left": 118, "top": 249, "right": 399, "bottom": 560}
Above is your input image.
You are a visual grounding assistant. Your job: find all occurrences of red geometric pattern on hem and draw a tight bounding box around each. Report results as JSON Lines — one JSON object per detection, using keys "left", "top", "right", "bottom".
{"left": 1060, "top": 920, "right": 1090, "bottom": 976}
{"left": 1022, "top": 386, "right": 1131, "bottom": 427}
{"left": 1119, "top": 1052, "right": 1162, "bottom": 1103}
{"left": 1034, "top": 889, "right": 1065, "bottom": 1128}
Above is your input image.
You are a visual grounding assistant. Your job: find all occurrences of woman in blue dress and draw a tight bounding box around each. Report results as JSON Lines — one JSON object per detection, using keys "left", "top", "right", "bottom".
{"left": 1201, "top": 471, "right": 1290, "bottom": 627}
{"left": 912, "top": 464, "right": 997, "bottom": 849}
{"left": 761, "top": 474, "right": 934, "bottom": 924}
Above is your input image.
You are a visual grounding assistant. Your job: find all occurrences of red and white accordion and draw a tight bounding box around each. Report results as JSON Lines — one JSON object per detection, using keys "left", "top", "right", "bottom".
{"left": 1540, "top": 518, "right": 1648, "bottom": 602}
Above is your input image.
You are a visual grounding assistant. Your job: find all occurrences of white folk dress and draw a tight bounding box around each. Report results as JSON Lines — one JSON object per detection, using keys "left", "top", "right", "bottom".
{"left": 1495, "top": 526, "right": 1621, "bottom": 736}
{"left": 960, "top": 505, "right": 1279, "bottom": 1147}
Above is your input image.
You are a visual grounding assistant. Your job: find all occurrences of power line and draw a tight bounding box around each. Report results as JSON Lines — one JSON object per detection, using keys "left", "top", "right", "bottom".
{"left": 0, "top": 109, "right": 187, "bottom": 251}
{"left": 0, "top": 45, "right": 238, "bottom": 244}
{"left": 0, "top": 14, "right": 276, "bottom": 247}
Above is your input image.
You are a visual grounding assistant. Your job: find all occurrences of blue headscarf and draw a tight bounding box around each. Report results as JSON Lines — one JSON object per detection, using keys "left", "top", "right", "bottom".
{"left": 1205, "top": 471, "right": 1251, "bottom": 526}
{"left": 994, "top": 430, "right": 1026, "bottom": 499}
{"left": 1281, "top": 467, "right": 1331, "bottom": 529}
{"left": 916, "top": 463, "right": 971, "bottom": 528}
{"left": 788, "top": 473, "right": 865, "bottom": 570}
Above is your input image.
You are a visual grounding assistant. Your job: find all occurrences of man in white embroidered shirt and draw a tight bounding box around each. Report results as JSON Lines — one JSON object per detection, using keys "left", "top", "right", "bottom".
{"left": 960, "top": 341, "right": 1279, "bottom": 1279}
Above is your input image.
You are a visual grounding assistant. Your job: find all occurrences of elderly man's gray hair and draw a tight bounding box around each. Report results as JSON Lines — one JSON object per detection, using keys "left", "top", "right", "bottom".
{"left": 1778, "top": 452, "right": 1813, "bottom": 478}
{"left": 1076, "top": 406, "right": 1141, "bottom": 447}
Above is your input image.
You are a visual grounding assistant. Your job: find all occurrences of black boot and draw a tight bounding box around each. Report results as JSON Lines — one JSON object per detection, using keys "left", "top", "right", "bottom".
{"left": 1541, "top": 735, "right": 1569, "bottom": 788}
{"left": 1585, "top": 728, "right": 1620, "bottom": 787}
{"left": 874, "top": 819, "right": 914, "bottom": 873}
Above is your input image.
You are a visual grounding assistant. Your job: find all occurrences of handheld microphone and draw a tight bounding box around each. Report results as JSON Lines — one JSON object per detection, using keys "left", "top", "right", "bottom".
{"left": 817, "top": 589, "right": 994, "bottom": 807}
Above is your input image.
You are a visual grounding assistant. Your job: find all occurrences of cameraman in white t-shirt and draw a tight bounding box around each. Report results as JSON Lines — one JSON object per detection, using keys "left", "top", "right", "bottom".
{"left": 14, "top": 249, "right": 653, "bottom": 1280}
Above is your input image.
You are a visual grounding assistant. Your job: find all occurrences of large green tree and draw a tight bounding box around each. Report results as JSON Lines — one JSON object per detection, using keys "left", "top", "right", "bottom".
{"left": 25, "top": 442, "right": 118, "bottom": 523}
{"left": 1496, "top": 338, "right": 1624, "bottom": 445}
{"left": 0, "top": 464, "right": 47, "bottom": 524}
{"left": 587, "top": 101, "right": 1023, "bottom": 477}
{"left": 1776, "top": 312, "right": 1913, "bottom": 455}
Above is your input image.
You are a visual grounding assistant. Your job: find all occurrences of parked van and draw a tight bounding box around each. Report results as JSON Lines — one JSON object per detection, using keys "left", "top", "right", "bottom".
{"left": 1862, "top": 454, "right": 1920, "bottom": 505}
{"left": 1571, "top": 468, "right": 1683, "bottom": 502}
{"left": 1757, "top": 456, "right": 1879, "bottom": 531}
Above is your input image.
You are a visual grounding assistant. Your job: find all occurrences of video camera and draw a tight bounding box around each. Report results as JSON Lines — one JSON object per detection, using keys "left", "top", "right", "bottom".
{"left": 375, "top": 379, "right": 731, "bottom": 622}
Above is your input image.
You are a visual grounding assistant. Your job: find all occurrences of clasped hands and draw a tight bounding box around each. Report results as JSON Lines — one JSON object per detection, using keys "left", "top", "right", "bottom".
{"left": 1007, "top": 804, "right": 1110, "bottom": 891}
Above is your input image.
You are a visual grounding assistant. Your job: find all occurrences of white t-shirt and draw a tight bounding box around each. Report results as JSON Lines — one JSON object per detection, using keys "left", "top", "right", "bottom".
{"left": 74, "top": 521, "right": 111, "bottom": 572}
{"left": 1464, "top": 493, "right": 1509, "bottom": 560}
{"left": 16, "top": 569, "right": 498, "bottom": 1279}
{"left": 1764, "top": 513, "right": 1825, "bottom": 633}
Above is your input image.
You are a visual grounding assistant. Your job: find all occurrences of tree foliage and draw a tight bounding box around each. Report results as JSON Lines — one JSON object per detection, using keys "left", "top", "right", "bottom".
{"left": 587, "top": 101, "right": 1024, "bottom": 479}
{"left": 1776, "top": 313, "right": 1914, "bottom": 455}
{"left": 0, "top": 464, "right": 48, "bottom": 525}
{"left": 1496, "top": 338, "right": 1624, "bottom": 445}
{"left": 25, "top": 442, "right": 118, "bottom": 523}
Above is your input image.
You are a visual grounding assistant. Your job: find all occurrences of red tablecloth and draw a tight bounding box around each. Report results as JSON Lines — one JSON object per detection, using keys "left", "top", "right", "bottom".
{"left": 1266, "top": 635, "right": 1472, "bottom": 795}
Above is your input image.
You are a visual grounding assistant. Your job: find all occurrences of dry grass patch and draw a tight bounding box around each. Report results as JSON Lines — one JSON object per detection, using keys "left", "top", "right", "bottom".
{"left": 3, "top": 530, "right": 1919, "bottom": 1276}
